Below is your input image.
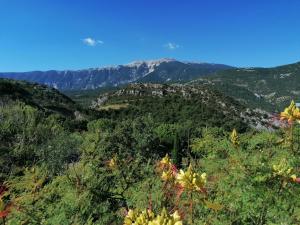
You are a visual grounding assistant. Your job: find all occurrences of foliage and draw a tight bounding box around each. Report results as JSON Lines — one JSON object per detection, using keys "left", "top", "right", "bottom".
{"left": 0, "top": 102, "right": 81, "bottom": 181}
{"left": 196, "top": 62, "right": 300, "bottom": 111}
{"left": 3, "top": 84, "right": 300, "bottom": 224}
{"left": 95, "top": 84, "right": 249, "bottom": 133}
{"left": 123, "top": 208, "right": 182, "bottom": 225}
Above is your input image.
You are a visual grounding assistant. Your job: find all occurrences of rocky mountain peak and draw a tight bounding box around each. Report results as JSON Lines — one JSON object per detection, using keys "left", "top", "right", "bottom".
{"left": 0, "top": 59, "right": 232, "bottom": 90}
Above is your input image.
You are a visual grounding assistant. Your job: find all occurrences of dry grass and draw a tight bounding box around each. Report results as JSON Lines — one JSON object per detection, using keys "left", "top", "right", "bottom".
{"left": 98, "top": 103, "right": 129, "bottom": 111}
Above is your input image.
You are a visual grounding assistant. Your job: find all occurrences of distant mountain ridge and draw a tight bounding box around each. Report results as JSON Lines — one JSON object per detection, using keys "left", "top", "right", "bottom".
{"left": 0, "top": 59, "right": 232, "bottom": 90}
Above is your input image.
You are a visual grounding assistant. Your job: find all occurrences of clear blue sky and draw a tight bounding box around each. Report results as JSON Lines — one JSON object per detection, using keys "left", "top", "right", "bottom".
{"left": 1, "top": 0, "right": 300, "bottom": 71}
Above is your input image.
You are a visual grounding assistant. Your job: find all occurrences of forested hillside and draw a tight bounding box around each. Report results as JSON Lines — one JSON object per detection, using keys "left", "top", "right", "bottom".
{"left": 92, "top": 83, "right": 274, "bottom": 131}
{"left": 2, "top": 80, "right": 300, "bottom": 224}
{"left": 0, "top": 78, "right": 79, "bottom": 117}
{"left": 195, "top": 61, "right": 300, "bottom": 111}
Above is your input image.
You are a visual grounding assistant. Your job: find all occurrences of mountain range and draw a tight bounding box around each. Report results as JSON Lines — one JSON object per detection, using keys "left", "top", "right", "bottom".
{"left": 0, "top": 59, "right": 232, "bottom": 90}
{"left": 1, "top": 58, "right": 300, "bottom": 112}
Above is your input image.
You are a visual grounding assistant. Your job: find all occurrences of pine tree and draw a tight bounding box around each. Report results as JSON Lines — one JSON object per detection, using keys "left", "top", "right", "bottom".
{"left": 171, "top": 133, "right": 180, "bottom": 166}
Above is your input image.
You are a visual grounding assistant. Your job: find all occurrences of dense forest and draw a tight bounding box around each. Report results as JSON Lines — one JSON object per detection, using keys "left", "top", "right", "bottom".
{"left": 1, "top": 79, "right": 300, "bottom": 224}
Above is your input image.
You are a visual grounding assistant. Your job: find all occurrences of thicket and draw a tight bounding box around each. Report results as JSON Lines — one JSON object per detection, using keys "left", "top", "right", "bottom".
{"left": 1, "top": 101, "right": 300, "bottom": 224}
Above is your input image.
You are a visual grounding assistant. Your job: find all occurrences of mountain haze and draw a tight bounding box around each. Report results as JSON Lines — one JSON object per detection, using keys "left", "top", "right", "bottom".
{"left": 0, "top": 59, "right": 232, "bottom": 90}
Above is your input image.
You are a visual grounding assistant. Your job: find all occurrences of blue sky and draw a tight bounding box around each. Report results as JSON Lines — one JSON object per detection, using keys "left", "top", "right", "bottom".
{"left": 1, "top": 0, "right": 300, "bottom": 71}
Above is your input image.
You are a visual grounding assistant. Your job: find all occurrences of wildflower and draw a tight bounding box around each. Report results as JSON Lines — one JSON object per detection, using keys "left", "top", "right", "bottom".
{"left": 291, "top": 174, "right": 297, "bottom": 182}
{"left": 108, "top": 156, "right": 118, "bottom": 170}
{"left": 230, "top": 128, "right": 239, "bottom": 147}
{"left": 176, "top": 165, "right": 207, "bottom": 192}
{"left": 272, "top": 159, "right": 293, "bottom": 177}
{"left": 149, "top": 208, "right": 182, "bottom": 225}
{"left": 124, "top": 209, "right": 154, "bottom": 225}
{"left": 158, "top": 154, "right": 177, "bottom": 182}
{"left": 160, "top": 154, "right": 172, "bottom": 166}
{"left": 123, "top": 209, "right": 137, "bottom": 224}
{"left": 280, "top": 100, "right": 300, "bottom": 124}
{"left": 124, "top": 208, "right": 182, "bottom": 225}
{"left": 161, "top": 170, "right": 174, "bottom": 181}
{"left": 290, "top": 174, "right": 300, "bottom": 183}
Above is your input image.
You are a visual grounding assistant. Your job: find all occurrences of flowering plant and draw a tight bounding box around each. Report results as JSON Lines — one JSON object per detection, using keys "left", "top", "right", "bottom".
{"left": 280, "top": 100, "right": 300, "bottom": 124}
{"left": 124, "top": 208, "right": 182, "bottom": 225}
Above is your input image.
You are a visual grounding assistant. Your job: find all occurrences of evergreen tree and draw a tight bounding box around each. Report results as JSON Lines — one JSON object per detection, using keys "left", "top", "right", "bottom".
{"left": 171, "top": 133, "right": 180, "bottom": 166}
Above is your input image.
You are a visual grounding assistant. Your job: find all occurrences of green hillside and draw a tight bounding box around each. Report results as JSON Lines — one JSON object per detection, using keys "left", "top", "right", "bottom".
{"left": 194, "top": 62, "right": 300, "bottom": 111}
{"left": 92, "top": 83, "right": 273, "bottom": 132}
{"left": 2, "top": 66, "right": 300, "bottom": 225}
{"left": 2, "top": 80, "right": 300, "bottom": 223}
{"left": 0, "top": 78, "right": 79, "bottom": 117}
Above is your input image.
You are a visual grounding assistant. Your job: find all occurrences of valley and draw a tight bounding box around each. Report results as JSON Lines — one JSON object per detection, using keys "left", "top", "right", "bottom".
{"left": 1, "top": 59, "right": 300, "bottom": 224}
{"left": 2, "top": 1, "right": 300, "bottom": 223}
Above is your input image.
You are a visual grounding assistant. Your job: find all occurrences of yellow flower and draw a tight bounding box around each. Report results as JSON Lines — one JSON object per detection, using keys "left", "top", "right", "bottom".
{"left": 148, "top": 208, "right": 182, "bottom": 225}
{"left": 172, "top": 211, "right": 181, "bottom": 222}
{"left": 272, "top": 159, "right": 293, "bottom": 177}
{"left": 124, "top": 209, "right": 137, "bottom": 225}
{"left": 124, "top": 208, "right": 182, "bottom": 225}
{"left": 291, "top": 174, "right": 297, "bottom": 182}
{"left": 159, "top": 154, "right": 177, "bottom": 182}
{"left": 108, "top": 156, "right": 117, "bottom": 169}
{"left": 161, "top": 170, "right": 174, "bottom": 181}
{"left": 230, "top": 128, "right": 239, "bottom": 146}
{"left": 160, "top": 154, "right": 171, "bottom": 166}
{"left": 124, "top": 209, "right": 155, "bottom": 225}
{"left": 280, "top": 100, "right": 300, "bottom": 123}
{"left": 176, "top": 165, "right": 206, "bottom": 191}
{"left": 201, "top": 172, "right": 207, "bottom": 181}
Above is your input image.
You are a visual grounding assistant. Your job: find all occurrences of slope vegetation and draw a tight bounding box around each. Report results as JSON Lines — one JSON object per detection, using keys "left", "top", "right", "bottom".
{"left": 0, "top": 78, "right": 80, "bottom": 117}
{"left": 194, "top": 61, "right": 300, "bottom": 111}
{"left": 92, "top": 83, "right": 273, "bottom": 131}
